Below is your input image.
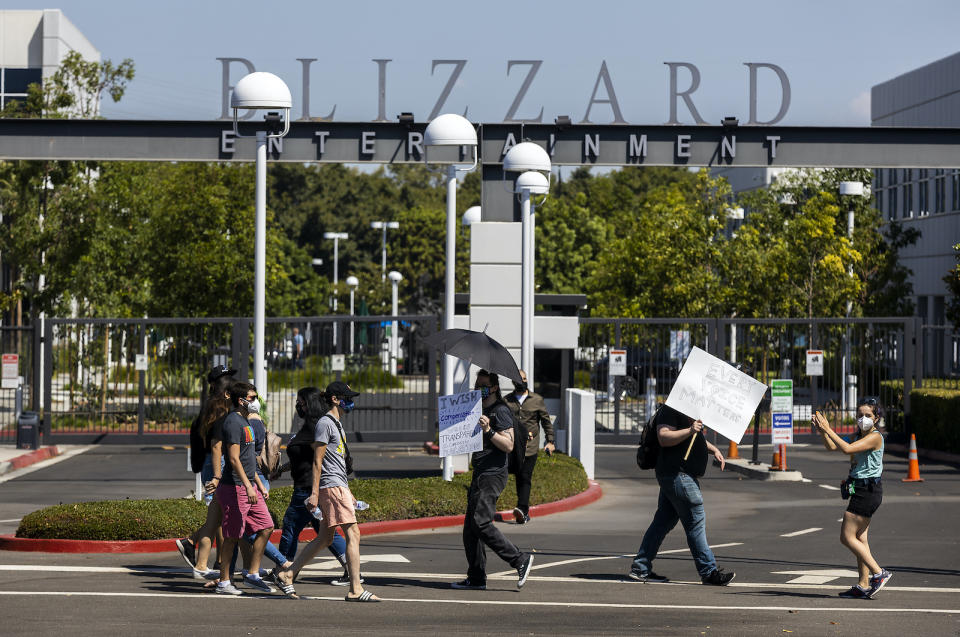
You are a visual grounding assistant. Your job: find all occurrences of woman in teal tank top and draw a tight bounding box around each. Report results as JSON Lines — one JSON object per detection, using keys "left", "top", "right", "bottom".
{"left": 812, "top": 398, "right": 892, "bottom": 600}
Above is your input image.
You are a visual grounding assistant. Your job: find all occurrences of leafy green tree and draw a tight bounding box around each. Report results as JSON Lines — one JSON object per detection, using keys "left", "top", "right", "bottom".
{"left": 944, "top": 243, "right": 960, "bottom": 326}
{"left": 588, "top": 169, "right": 732, "bottom": 317}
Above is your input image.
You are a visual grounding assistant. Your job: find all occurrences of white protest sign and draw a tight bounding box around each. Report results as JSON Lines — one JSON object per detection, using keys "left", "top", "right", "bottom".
{"left": 135, "top": 354, "right": 148, "bottom": 371}
{"left": 665, "top": 346, "right": 768, "bottom": 444}
{"left": 330, "top": 354, "right": 346, "bottom": 372}
{"left": 438, "top": 390, "right": 483, "bottom": 457}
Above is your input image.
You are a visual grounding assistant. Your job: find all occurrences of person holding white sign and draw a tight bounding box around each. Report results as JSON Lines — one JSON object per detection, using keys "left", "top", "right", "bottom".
{"left": 813, "top": 399, "right": 892, "bottom": 599}
{"left": 628, "top": 405, "right": 735, "bottom": 586}
{"left": 453, "top": 370, "right": 535, "bottom": 591}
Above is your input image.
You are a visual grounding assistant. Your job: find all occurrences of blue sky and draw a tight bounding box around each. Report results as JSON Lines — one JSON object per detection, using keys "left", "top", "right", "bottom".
{"left": 18, "top": 1, "right": 960, "bottom": 125}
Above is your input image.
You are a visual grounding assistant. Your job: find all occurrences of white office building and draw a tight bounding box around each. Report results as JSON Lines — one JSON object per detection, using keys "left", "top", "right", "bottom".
{"left": 0, "top": 9, "right": 99, "bottom": 110}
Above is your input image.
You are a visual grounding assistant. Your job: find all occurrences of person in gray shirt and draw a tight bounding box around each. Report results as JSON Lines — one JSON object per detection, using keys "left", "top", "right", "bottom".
{"left": 273, "top": 381, "right": 380, "bottom": 602}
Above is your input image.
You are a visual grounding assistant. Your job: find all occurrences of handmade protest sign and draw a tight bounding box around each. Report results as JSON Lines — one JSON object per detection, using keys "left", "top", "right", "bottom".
{"left": 665, "top": 346, "right": 768, "bottom": 444}
{"left": 438, "top": 390, "right": 483, "bottom": 457}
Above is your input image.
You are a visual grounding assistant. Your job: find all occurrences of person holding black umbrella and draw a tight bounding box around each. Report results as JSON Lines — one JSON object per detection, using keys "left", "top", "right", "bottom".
{"left": 453, "top": 369, "right": 534, "bottom": 591}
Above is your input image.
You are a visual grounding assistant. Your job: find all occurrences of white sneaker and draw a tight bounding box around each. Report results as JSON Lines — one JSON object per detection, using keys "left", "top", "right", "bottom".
{"left": 215, "top": 581, "right": 243, "bottom": 596}
{"left": 192, "top": 569, "right": 220, "bottom": 581}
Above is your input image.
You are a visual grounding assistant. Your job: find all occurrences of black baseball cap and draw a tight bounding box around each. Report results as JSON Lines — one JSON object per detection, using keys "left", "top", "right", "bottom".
{"left": 207, "top": 364, "right": 237, "bottom": 383}
{"left": 325, "top": 380, "right": 359, "bottom": 398}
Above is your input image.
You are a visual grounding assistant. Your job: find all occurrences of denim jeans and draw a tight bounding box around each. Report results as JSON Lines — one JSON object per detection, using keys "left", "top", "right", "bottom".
{"left": 631, "top": 472, "right": 717, "bottom": 578}
{"left": 200, "top": 454, "right": 226, "bottom": 506}
{"left": 278, "top": 487, "right": 347, "bottom": 565}
{"left": 463, "top": 469, "right": 524, "bottom": 583}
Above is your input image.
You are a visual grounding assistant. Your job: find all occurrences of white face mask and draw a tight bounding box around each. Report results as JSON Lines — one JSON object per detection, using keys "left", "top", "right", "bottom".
{"left": 857, "top": 416, "right": 874, "bottom": 431}
{"left": 246, "top": 399, "right": 261, "bottom": 414}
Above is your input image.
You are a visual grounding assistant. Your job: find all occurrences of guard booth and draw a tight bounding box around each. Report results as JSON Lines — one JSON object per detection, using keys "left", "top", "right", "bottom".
{"left": 533, "top": 294, "right": 586, "bottom": 431}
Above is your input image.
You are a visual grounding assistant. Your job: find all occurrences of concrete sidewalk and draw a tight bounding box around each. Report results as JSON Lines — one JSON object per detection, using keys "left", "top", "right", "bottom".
{"left": 0, "top": 445, "right": 60, "bottom": 475}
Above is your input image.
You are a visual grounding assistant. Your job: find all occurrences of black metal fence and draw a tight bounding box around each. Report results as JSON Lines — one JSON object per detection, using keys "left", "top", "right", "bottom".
{"left": 577, "top": 317, "right": 920, "bottom": 442}
{"left": 40, "top": 315, "right": 437, "bottom": 444}
{"left": 8, "top": 313, "right": 953, "bottom": 446}
{"left": 0, "top": 325, "right": 37, "bottom": 440}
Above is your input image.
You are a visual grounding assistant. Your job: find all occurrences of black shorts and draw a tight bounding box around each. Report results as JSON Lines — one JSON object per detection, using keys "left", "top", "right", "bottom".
{"left": 846, "top": 479, "right": 883, "bottom": 518}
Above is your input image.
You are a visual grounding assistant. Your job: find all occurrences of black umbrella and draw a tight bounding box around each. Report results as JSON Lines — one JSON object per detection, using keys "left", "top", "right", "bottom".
{"left": 425, "top": 328, "right": 522, "bottom": 385}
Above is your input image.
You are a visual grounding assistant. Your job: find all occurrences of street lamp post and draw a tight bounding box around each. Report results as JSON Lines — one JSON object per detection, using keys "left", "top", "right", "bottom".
{"left": 323, "top": 232, "right": 348, "bottom": 349}
{"left": 462, "top": 206, "right": 482, "bottom": 229}
{"left": 388, "top": 270, "right": 403, "bottom": 376}
{"left": 839, "top": 181, "right": 865, "bottom": 418}
{"left": 346, "top": 275, "right": 359, "bottom": 355}
{"left": 230, "top": 72, "right": 292, "bottom": 398}
{"left": 503, "top": 142, "right": 552, "bottom": 390}
{"left": 424, "top": 113, "right": 478, "bottom": 481}
{"left": 370, "top": 221, "right": 400, "bottom": 281}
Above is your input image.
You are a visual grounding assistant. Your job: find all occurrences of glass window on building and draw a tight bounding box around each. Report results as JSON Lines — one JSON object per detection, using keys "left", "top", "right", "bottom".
{"left": 903, "top": 182, "right": 913, "bottom": 218}
{"left": 918, "top": 171, "right": 929, "bottom": 216}
{"left": 875, "top": 169, "right": 883, "bottom": 189}
{"left": 888, "top": 188, "right": 897, "bottom": 220}
{"left": 0, "top": 68, "right": 42, "bottom": 109}
{"left": 888, "top": 169, "right": 898, "bottom": 187}
{"left": 935, "top": 170, "right": 946, "bottom": 213}
{"left": 953, "top": 170, "right": 960, "bottom": 211}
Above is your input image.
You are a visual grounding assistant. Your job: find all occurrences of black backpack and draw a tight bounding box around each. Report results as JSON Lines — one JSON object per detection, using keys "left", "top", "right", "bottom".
{"left": 636, "top": 404, "right": 663, "bottom": 470}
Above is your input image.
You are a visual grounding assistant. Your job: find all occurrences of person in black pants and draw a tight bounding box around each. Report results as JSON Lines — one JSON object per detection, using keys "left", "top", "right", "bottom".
{"left": 505, "top": 369, "right": 556, "bottom": 524}
{"left": 453, "top": 370, "right": 534, "bottom": 591}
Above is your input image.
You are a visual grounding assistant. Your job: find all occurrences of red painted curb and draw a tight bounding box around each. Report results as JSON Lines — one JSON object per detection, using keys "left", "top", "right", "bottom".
{"left": 8, "top": 446, "right": 60, "bottom": 470}
{"left": 0, "top": 481, "right": 602, "bottom": 553}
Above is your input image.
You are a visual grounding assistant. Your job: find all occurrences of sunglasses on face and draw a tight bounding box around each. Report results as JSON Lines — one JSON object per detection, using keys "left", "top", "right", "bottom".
{"left": 858, "top": 397, "right": 879, "bottom": 407}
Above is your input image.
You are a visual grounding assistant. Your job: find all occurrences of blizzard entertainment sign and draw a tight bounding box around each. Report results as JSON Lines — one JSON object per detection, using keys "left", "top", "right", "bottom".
{"left": 217, "top": 58, "right": 791, "bottom": 126}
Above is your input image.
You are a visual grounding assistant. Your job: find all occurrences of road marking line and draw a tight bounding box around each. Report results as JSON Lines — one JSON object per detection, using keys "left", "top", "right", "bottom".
{"left": 1, "top": 566, "right": 957, "bottom": 594}
{"left": 819, "top": 484, "right": 840, "bottom": 491}
{"left": 490, "top": 543, "right": 744, "bottom": 576}
{"left": 0, "top": 518, "right": 22, "bottom": 523}
{"left": 0, "top": 591, "right": 957, "bottom": 613}
{"left": 780, "top": 528, "right": 822, "bottom": 538}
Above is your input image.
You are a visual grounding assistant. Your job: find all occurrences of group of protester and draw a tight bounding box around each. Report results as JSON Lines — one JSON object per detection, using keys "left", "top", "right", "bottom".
{"left": 176, "top": 366, "right": 374, "bottom": 600}
{"left": 176, "top": 362, "right": 892, "bottom": 601}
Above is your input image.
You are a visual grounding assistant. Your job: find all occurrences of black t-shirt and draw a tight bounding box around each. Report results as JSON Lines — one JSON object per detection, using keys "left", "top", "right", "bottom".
{"left": 471, "top": 401, "right": 514, "bottom": 475}
{"left": 655, "top": 405, "right": 708, "bottom": 478}
{"left": 286, "top": 421, "right": 318, "bottom": 490}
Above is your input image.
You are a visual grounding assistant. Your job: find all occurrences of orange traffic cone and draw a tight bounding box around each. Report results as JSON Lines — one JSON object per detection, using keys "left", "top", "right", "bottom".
{"left": 902, "top": 433, "right": 924, "bottom": 482}
{"left": 728, "top": 441, "right": 739, "bottom": 459}
{"left": 771, "top": 449, "right": 780, "bottom": 469}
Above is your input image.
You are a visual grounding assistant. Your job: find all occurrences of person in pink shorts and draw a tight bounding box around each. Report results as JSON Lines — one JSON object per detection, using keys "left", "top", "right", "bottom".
{"left": 213, "top": 381, "right": 275, "bottom": 595}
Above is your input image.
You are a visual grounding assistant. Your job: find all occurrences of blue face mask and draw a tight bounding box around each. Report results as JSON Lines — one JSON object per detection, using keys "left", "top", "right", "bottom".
{"left": 476, "top": 386, "right": 491, "bottom": 399}
{"left": 338, "top": 399, "right": 355, "bottom": 413}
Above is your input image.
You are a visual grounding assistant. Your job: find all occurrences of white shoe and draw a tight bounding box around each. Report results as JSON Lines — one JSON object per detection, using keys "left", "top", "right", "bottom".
{"left": 215, "top": 581, "right": 243, "bottom": 596}
{"left": 192, "top": 569, "right": 220, "bottom": 581}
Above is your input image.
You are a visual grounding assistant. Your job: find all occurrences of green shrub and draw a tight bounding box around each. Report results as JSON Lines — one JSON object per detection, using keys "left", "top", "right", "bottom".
{"left": 909, "top": 388, "right": 960, "bottom": 453}
{"left": 17, "top": 451, "right": 589, "bottom": 540}
{"left": 573, "top": 370, "right": 591, "bottom": 389}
